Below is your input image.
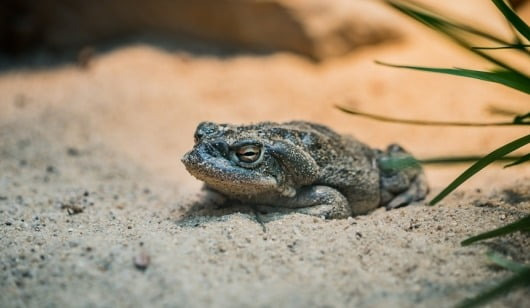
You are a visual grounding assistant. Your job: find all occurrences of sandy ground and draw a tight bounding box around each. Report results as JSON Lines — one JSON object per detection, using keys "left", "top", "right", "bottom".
{"left": 1, "top": 1, "right": 530, "bottom": 307}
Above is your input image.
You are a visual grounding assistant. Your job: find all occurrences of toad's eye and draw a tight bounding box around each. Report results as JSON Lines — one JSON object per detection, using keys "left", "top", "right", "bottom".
{"left": 236, "top": 145, "right": 262, "bottom": 163}
{"left": 230, "top": 140, "right": 264, "bottom": 167}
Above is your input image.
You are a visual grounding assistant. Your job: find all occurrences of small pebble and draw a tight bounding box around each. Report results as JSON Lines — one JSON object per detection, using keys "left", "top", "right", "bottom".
{"left": 67, "top": 147, "right": 80, "bottom": 156}
{"left": 133, "top": 252, "right": 150, "bottom": 271}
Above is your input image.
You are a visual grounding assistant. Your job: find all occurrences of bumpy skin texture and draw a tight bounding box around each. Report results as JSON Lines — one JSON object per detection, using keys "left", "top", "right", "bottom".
{"left": 181, "top": 121, "right": 428, "bottom": 219}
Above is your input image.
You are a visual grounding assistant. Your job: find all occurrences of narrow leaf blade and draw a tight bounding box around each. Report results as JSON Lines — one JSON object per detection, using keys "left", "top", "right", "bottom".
{"left": 420, "top": 155, "right": 527, "bottom": 165}
{"left": 472, "top": 44, "right": 530, "bottom": 50}
{"left": 336, "top": 105, "right": 525, "bottom": 126}
{"left": 513, "top": 112, "right": 530, "bottom": 124}
{"left": 455, "top": 267, "right": 530, "bottom": 308}
{"left": 487, "top": 252, "right": 528, "bottom": 273}
{"left": 376, "top": 62, "right": 530, "bottom": 95}
{"left": 492, "top": 0, "right": 530, "bottom": 41}
{"left": 430, "top": 134, "right": 530, "bottom": 205}
{"left": 504, "top": 153, "right": 530, "bottom": 167}
{"left": 385, "top": 0, "right": 511, "bottom": 45}
{"left": 385, "top": 0, "right": 529, "bottom": 75}
{"left": 461, "top": 215, "right": 530, "bottom": 246}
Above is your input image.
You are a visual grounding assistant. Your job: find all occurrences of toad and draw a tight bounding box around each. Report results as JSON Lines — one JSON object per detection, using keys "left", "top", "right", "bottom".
{"left": 182, "top": 121, "right": 428, "bottom": 219}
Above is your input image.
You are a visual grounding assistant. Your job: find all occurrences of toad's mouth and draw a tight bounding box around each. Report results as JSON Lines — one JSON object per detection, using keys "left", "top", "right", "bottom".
{"left": 181, "top": 144, "right": 278, "bottom": 195}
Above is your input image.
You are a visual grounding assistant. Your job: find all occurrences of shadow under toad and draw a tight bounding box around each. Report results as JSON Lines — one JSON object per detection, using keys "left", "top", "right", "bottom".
{"left": 175, "top": 188, "right": 289, "bottom": 231}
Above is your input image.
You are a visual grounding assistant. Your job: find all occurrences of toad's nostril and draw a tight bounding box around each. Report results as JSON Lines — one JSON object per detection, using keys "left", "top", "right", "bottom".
{"left": 212, "top": 140, "right": 229, "bottom": 157}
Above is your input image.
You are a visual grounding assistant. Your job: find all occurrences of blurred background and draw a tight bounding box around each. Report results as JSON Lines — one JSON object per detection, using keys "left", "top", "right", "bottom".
{"left": 1, "top": 0, "right": 529, "bottom": 190}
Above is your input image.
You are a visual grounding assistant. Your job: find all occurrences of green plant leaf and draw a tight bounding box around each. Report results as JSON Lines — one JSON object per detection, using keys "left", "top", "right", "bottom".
{"left": 378, "top": 155, "right": 421, "bottom": 172}
{"left": 455, "top": 267, "right": 530, "bottom": 308}
{"left": 419, "top": 155, "right": 527, "bottom": 165}
{"left": 335, "top": 105, "right": 527, "bottom": 126}
{"left": 376, "top": 62, "right": 530, "bottom": 95}
{"left": 513, "top": 112, "right": 530, "bottom": 124}
{"left": 381, "top": 2, "right": 530, "bottom": 307}
{"left": 430, "top": 134, "right": 530, "bottom": 205}
{"left": 492, "top": 0, "right": 530, "bottom": 41}
{"left": 385, "top": 0, "right": 512, "bottom": 46}
{"left": 385, "top": 0, "right": 530, "bottom": 72}
{"left": 472, "top": 44, "right": 530, "bottom": 50}
{"left": 461, "top": 215, "right": 530, "bottom": 246}
{"left": 487, "top": 252, "right": 528, "bottom": 273}
{"left": 504, "top": 153, "right": 530, "bottom": 167}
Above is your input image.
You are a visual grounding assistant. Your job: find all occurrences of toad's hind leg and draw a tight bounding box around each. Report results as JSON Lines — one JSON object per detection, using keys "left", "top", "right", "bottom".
{"left": 254, "top": 185, "right": 351, "bottom": 219}
{"left": 378, "top": 144, "right": 429, "bottom": 209}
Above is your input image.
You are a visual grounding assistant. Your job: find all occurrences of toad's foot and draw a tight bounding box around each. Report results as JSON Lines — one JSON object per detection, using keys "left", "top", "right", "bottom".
{"left": 385, "top": 173, "right": 428, "bottom": 209}
{"left": 378, "top": 144, "right": 429, "bottom": 209}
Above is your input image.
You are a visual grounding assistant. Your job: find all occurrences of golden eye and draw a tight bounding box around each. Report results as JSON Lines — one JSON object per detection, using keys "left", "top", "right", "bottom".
{"left": 236, "top": 145, "right": 261, "bottom": 163}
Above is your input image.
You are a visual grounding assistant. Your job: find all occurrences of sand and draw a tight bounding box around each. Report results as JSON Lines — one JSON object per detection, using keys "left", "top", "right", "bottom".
{"left": 1, "top": 2, "right": 529, "bottom": 307}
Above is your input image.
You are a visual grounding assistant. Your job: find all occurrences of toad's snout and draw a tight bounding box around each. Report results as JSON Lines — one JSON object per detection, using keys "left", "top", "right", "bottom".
{"left": 181, "top": 140, "right": 228, "bottom": 165}
{"left": 181, "top": 142, "right": 278, "bottom": 196}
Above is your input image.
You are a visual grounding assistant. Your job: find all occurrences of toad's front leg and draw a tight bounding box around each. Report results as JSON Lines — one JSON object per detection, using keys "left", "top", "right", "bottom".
{"left": 254, "top": 185, "right": 351, "bottom": 219}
